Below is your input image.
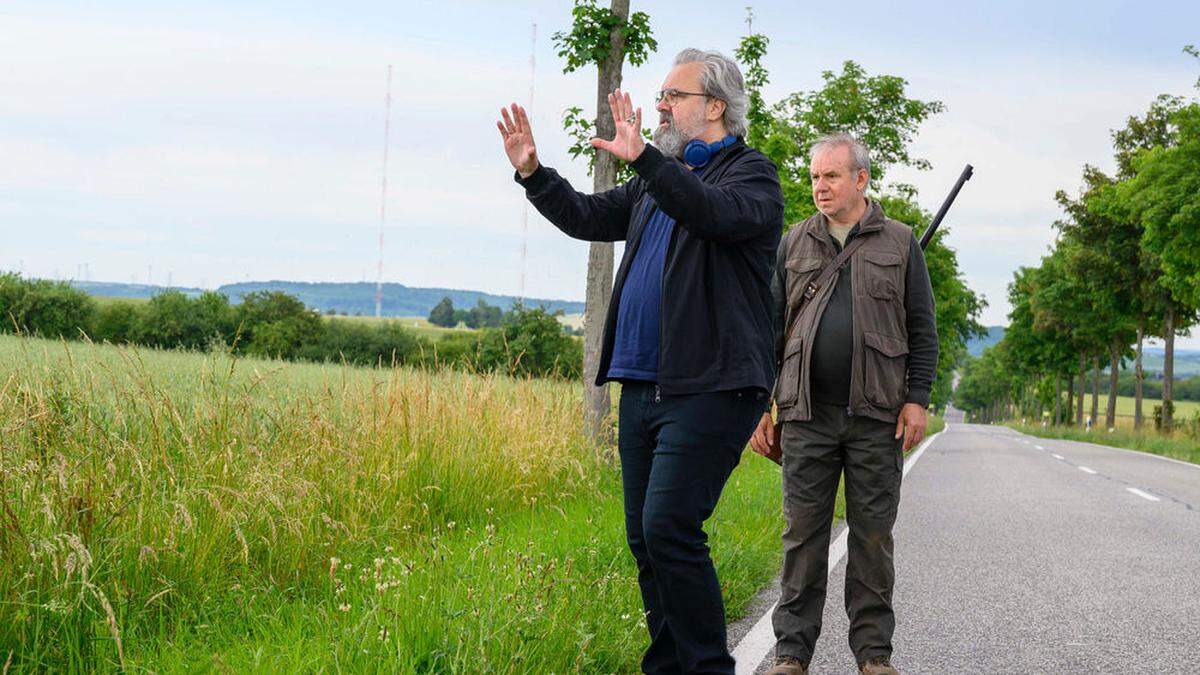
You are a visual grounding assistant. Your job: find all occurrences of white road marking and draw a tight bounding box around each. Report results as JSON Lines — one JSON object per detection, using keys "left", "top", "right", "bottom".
{"left": 1078, "top": 466, "right": 1097, "bottom": 475}
{"left": 1126, "top": 487, "right": 1161, "bottom": 502}
{"left": 1052, "top": 454, "right": 1065, "bottom": 460}
{"left": 1035, "top": 445, "right": 1045, "bottom": 450}
{"left": 1059, "top": 438, "right": 1200, "bottom": 472}
{"left": 730, "top": 430, "right": 943, "bottom": 674}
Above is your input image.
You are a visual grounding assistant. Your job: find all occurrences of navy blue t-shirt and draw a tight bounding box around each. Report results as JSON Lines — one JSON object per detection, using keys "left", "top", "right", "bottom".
{"left": 605, "top": 205, "right": 675, "bottom": 382}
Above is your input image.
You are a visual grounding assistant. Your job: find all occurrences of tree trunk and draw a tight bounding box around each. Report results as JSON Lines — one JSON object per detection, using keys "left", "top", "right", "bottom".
{"left": 1070, "top": 369, "right": 1080, "bottom": 422}
{"left": 1054, "top": 373, "right": 1062, "bottom": 425}
{"left": 582, "top": 0, "right": 631, "bottom": 445}
{"left": 1134, "top": 325, "right": 1144, "bottom": 430}
{"left": 1163, "top": 306, "right": 1175, "bottom": 432}
{"left": 1106, "top": 346, "right": 1119, "bottom": 430}
{"left": 1090, "top": 354, "right": 1099, "bottom": 428}
{"left": 1076, "top": 355, "right": 1086, "bottom": 427}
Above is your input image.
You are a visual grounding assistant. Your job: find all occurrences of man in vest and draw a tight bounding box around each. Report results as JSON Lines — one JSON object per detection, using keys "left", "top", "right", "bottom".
{"left": 498, "top": 49, "right": 783, "bottom": 674}
{"left": 750, "top": 133, "right": 938, "bottom": 675}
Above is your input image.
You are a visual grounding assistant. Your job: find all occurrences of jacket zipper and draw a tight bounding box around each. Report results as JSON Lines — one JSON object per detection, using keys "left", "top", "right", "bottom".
{"left": 654, "top": 154, "right": 722, "bottom": 396}
{"left": 602, "top": 196, "right": 656, "bottom": 381}
{"left": 648, "top": 148, "right": 729, "bottom": 391}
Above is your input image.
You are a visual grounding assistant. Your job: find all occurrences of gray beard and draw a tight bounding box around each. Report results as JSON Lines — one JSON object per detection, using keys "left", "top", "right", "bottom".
{"left": 652, "top": 120, "right": 689, "bottom": 159}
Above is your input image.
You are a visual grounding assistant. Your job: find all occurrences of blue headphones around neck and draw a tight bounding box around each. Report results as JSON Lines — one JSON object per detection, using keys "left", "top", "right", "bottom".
{"left": 683, "top": 134, "right": 737, "bottom": 168}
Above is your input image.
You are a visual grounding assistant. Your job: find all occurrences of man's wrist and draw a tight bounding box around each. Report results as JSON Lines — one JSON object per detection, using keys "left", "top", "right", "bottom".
{"left": 514, "top": 163, "right": 547, "bottom": 188}
{"left": 904, "top": 389, "right": 931, "bottom": 408}
{"left": 517, "top": 160, "right": 540, "bottom": 180}
{"left": 630, "top": 142, "right": 664, "bottom": 176}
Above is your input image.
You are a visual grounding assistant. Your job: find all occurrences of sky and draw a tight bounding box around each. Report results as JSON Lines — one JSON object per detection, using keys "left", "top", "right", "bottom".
{"left": 3, "top": 1, "right": 1198, "bottom": 343}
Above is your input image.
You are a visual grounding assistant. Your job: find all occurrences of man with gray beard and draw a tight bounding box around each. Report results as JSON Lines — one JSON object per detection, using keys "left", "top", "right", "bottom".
{"left": 498, "top": 49, "right": 783, "bottom": 674}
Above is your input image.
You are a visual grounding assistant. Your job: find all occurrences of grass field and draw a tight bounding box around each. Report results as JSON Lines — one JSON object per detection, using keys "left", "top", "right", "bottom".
{"left": 0, "top": 334, "right": 795, "bottom": 673}
{"left": 1018, "top": 395, "right": 1200, "bottom": 428}
{"left": 1004, "top": 394, "right": 1200, "bottom": 466}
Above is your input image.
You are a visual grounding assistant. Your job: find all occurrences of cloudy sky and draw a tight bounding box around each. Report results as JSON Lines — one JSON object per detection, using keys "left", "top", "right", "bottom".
{"left": 3, "top": 1, "right": 1198, "bottom": 342}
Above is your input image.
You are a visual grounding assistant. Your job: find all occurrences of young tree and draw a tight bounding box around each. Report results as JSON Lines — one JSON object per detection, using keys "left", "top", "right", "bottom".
{"left": 735, "top": 32, "right": 944, "bottom": 224}
{"left": 553, "top": 0, "right": 656, "bottom": 442}
{"left": 1055, "top": 167, "right": 1138, "bottom": 429}
{"left": 1106, "top": 94, "right": 1186, "bottom": 428}
{"left": 428, "top": 296, "right": 457, "bottom": 327}
{"left": 1122, "top": 101, "right": 1200, "bottom": 431}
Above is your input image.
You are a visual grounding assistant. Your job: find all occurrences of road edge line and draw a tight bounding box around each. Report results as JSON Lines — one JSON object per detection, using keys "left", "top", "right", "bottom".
{"left": 1011, "top": 428, "right": 1200, "bottom": 472}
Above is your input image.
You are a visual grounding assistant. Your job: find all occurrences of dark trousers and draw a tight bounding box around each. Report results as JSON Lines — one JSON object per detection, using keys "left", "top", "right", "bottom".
{"left": 618, "top": 382, "right": 765, "bottom": 675}
{"left": 771, "top": 401, "right": 904, "bottom": 664}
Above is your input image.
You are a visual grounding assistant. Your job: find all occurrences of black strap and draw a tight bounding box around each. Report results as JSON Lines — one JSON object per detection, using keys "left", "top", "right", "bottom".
{"left": 783, "top": 236, "right": 868, "bottom": 345}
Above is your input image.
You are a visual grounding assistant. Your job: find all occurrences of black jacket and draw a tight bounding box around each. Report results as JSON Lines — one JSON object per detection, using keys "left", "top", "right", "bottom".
{"left": 516, "top": 140, "right": 784, "bottom": 395}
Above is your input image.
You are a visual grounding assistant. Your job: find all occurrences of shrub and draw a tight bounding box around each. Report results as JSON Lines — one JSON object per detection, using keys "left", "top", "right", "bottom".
{"left": 93, "top": 301, "right": 141, "bottom": 344}
{"left": 234, "top": 291, "right": 323, "bottom": 359}
{"left": 297, "top": 319, "right": 422, "bottom": 367}
{"left": 132, "top": 290, "right": 235, "bottom": 350}
{"left": 476, "top": 307, "right": 582, "bottom": 379}
{"left": 0, "top": 273, "right": 97, "bottom": 338}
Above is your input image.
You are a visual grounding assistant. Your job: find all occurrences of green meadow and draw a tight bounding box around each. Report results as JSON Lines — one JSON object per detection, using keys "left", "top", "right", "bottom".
{"left": 0, "top": 334, "right": 796, "bottom": 673}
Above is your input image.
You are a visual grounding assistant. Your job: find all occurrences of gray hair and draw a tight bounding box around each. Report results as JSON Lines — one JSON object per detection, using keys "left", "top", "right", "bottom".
{"left": 810, "top": 133, "right": 872, "bottom": 185}
{"left": 674, "top": 48, "right": 749, "bottom": 137}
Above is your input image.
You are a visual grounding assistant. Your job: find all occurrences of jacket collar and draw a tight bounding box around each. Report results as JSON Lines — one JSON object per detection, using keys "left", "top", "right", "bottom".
{"left": 802, "top": 198, "right": 885, "bottom": 244}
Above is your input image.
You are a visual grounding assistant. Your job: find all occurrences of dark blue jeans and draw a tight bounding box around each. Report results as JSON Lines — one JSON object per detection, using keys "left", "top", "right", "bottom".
{"left": 618, "top": 382, "right": 766, "bottom": 674}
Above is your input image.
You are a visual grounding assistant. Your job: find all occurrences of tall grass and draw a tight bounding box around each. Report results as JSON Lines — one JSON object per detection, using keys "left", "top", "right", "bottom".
{"left": 1006, "top": 422, "right": 1200, "bottom": 466}
{"left": 0, "top": 335, "right": 785, "bottom": 672}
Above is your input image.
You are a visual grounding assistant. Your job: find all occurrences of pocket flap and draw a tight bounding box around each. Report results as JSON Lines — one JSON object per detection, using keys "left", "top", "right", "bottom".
{"left": 783, "top": 336, "right": 804, "bottom": 360}
{"left": 785, "top": 256, "right": 824, "bottom": 274}
{"left": 863, "top": 251, "right": 901, "bottom": 267}
{"left": 863, "top": 331, "right": 908, "bottom": 358}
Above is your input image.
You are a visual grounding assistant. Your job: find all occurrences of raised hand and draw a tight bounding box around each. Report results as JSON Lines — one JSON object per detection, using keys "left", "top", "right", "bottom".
{"left": 589, "top": 88, "right": 645, "bottom": 163}
{"left": 497, "top": 103, "right": 539, "bottom": 178}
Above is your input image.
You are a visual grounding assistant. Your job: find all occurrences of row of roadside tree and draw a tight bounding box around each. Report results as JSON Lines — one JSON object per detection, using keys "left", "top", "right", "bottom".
{"left": 955, "top": 46, "right": 1200, "bottom": 432}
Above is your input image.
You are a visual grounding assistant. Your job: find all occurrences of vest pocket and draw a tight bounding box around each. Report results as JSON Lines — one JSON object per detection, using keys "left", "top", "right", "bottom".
{"left": 863, "top": 251, "right": 901, "bottom": 299}
{"left": 862, "top": 331, "right": 908, "bottom": 410}
{"left": 785, "top": 256, "right": 824, "bottom": 307}
{"left": 774, "top": 337, "right": 804, "bottom": 407}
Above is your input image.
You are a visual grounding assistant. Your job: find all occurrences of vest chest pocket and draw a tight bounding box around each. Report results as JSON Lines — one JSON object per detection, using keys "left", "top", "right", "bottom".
{"left": 862, "top": 251, "right": 902, "bottom": 300}
{"left": 785, "top": 256, "right": 824, "bottom": 308}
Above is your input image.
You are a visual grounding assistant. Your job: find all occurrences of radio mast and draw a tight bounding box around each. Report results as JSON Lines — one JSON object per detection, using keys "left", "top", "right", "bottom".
{"left": 376, "top": 65, "right": 394, "bottom": 318}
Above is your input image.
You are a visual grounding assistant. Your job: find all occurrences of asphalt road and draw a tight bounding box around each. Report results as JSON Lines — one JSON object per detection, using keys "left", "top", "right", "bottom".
{"left": 730, "top": 415, "right": 1200, "bottom": 674}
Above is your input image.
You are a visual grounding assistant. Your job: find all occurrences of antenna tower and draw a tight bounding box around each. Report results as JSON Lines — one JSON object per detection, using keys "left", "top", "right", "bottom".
{"left": 376, "top": 65, "right": 394, "bottom": 318}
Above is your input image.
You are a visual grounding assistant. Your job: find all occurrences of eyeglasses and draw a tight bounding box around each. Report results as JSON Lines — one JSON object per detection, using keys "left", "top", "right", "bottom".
{"left": 654, "top": 88, "right": 709, "bottom": 106}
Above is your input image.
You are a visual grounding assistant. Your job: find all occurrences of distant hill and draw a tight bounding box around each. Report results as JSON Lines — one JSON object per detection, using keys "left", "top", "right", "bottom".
{"left": 966, "top": 325, "right": 1005, "bottom": 356}
{"left": 1129, "top": 348, "right": 1200, "bottom": 377}
{"left": 72, "top": 280, "right": 205, "bottom": 299}
{"left": 68, "top": 280, "right": 584, "bottom": 317}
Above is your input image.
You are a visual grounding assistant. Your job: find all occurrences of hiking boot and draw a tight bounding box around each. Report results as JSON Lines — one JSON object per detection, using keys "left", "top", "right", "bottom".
{"left": 859, "top": 655, "right": 899, "bottom": 675}
{"left": 765, "top": 655, "right": 808, "bottom": 675}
